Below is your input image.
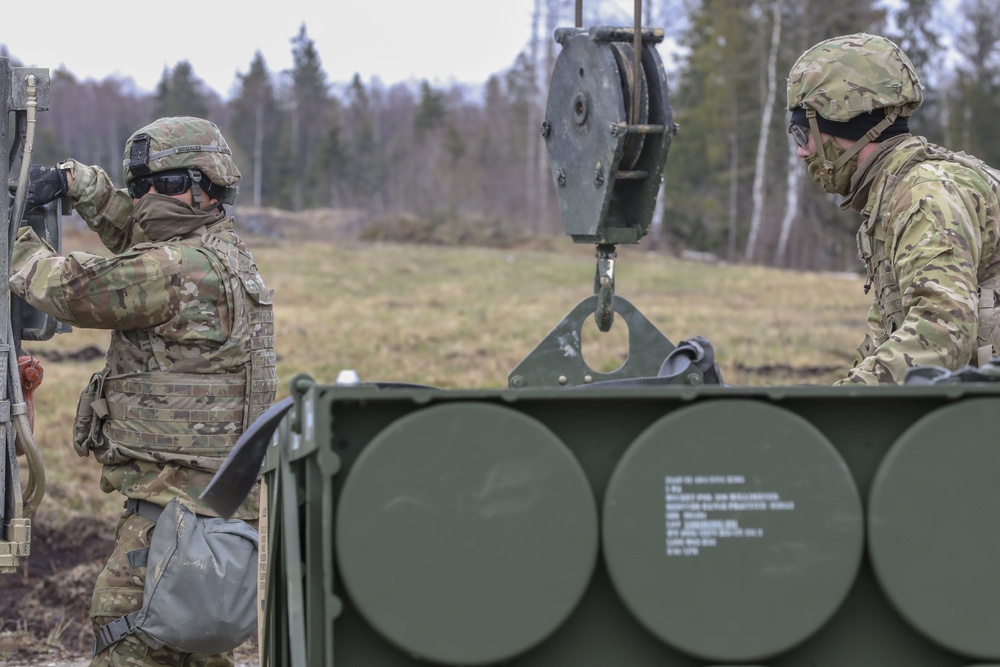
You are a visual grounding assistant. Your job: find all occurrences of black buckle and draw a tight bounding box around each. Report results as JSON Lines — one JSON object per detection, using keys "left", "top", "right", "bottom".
{"left": 93, "top": 614, "right": 134, "bottom": 656}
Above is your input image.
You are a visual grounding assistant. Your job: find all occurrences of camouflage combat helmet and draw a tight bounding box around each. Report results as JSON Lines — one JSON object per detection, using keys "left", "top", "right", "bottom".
{"left": 787, "top": 33, "right": 922, "bottom": 193}
{"left": 123, "top": 116, "right": 240, "bottom": 206}
{"left": 787, "top": 33, "right": 922, "bottom": 122}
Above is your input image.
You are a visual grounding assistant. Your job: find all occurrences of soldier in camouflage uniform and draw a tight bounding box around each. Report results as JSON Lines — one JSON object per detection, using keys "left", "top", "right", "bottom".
{"left": 9, "top": 116, "right": 277, "bottom": 666}
{"left": 787, "top": 33, "right": 1000, "bottom": 384}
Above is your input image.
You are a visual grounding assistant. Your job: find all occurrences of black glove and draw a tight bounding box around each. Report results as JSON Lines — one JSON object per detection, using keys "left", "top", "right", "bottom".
{"left": 25, "top": 164, "right": 68, "bottom": 209}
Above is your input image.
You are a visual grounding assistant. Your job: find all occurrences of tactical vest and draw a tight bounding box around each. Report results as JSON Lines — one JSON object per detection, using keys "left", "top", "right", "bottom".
{"left": 857, "top": 138, "right": 1000, "bottom": 367}
{"left": 89, "top": 222, "right": 277, "bottom": 471}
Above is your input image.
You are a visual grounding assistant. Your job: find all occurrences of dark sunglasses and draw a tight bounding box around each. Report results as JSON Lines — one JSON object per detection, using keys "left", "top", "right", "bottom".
{"left": 127, "top": 170, "right": 195, "bottom": 198}
{"left": 788, "top": 123, "right": 810, "bottom": 149}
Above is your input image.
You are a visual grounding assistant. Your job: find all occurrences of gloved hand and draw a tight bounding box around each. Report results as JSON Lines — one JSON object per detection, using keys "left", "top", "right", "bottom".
{"left": 24, "top": 164, "right": 68, "bottom": 209}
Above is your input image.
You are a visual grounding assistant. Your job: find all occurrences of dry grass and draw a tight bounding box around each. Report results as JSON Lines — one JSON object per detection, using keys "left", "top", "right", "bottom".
{"left": 21, "top": 232, "right": 873, "bottom": 512}
{"left": 5, "top": 227, "right": 874, "bottom": 662}
{"left": 258, "top": 238, "right": 870, "bottom": 389}
{"left": 23, "top": 232, "right": 873, "bottom": 505}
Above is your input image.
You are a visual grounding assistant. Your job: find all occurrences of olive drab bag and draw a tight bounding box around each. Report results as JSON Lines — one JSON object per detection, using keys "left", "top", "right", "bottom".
{"left": 93, "top": 498, "right": 259, "bottom": 656}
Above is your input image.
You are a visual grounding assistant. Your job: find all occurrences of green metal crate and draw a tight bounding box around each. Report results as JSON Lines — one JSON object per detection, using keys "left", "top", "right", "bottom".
{"left": 259, "top": 377, "right": 1000, "bottom": 667}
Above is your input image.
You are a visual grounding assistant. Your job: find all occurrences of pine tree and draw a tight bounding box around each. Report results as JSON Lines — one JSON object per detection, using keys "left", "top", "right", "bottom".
{"left": 947, "top": 0, "right": 1000, "bottom": 166}
{"left": 153, "top": 61, "right": 210, "bottom": 119}
{"left": 230, "top": 51, "right": 282, "bottom": 208}
{"left": 414, "top": 81, "right": 447, "bottom": 139}
{"left": 287, "top": 24, "right": 331, "bottom": 210}
{"left": 340, "top": 74, "right": 379, "bottom": 211}
{"left": 885, "top": 0, "right": 944, "bottom": 143}
{"left": 662, "top": 0, "right": 760, "bottom": 258}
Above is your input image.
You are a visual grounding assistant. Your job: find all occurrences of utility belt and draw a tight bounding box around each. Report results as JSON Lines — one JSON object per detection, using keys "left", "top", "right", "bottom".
{"left": 93, "top": 497, "right": 258, "bottom": 657}
{"left": 123, "top": 497, "right": 167, "bottom": 523}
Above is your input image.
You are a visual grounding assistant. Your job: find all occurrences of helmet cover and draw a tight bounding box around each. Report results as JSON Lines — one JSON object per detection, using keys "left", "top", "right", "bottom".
{"left": 787, "top": 33, "right": 923, "bottom": 121}
{"left": 123, "top": 116, "right": 241, "bottom": 191}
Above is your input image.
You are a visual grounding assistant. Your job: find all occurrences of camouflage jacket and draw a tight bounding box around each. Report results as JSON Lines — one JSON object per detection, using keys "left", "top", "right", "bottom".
{"left": 9, "top": 161, "right": 276, "bottom": 518}
{"left": 840, "top": 136, "right": 1000, "bottom": 385}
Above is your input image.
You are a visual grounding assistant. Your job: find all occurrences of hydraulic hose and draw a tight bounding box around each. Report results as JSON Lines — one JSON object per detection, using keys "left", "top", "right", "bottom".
{"left": 7, "top": 73, "right": 45, "bottom": 517}
{"left": 11, "top": 348, "right": 43, "bottom": 516}
{"left": 9, "top": 75, "right": 35, "bottom": 251}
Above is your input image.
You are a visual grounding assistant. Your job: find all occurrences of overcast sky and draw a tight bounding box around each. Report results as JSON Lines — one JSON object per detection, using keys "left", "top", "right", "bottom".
{"left": 0, "top": 0, "right": 602, "bottom": 98}
{"left": 6, "top": 2, "right": 963, "bottom": 101}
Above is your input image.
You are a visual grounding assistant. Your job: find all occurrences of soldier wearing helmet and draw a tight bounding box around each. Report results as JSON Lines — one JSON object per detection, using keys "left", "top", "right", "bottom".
{"left": 788, "top": 33, "right": 1000, "bottom": 384}
{"left": 9, "top": 116, "right": 276, "bottom": 665}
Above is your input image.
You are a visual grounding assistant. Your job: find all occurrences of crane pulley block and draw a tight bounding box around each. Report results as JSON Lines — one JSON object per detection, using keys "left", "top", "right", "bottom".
{"left": 544, "top": 26, "right": 675, "bottom": 245}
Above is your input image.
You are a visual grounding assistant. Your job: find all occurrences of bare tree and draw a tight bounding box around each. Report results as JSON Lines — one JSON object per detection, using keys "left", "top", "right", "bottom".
{"left": 745, "top": 0, "right": 784, "bottom": 262}
{"left": 231, "top": 51, "right": 280, "bottom": 209}
{"left": 775, "top": 132, "right": 802, "bottom": 266}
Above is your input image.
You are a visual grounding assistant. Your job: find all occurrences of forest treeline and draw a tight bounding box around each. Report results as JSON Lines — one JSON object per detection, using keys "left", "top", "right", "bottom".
{"left": 2, "top": 0, "right": 995, "bottom": 270}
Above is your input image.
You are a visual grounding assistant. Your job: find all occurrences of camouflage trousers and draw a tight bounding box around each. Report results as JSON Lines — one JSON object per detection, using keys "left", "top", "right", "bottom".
{"left": 89, "top": 509, "right": 234, "bottom": 667}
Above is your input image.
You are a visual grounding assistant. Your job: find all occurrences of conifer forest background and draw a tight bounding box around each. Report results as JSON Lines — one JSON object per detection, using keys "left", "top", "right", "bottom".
{"left": 1, "top": 0, "right": 993, "bottom": 271}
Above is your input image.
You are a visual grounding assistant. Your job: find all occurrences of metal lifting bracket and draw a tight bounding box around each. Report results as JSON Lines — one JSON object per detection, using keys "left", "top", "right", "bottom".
{"left": 542, "top": 15, "right": 676, "bottom": 332}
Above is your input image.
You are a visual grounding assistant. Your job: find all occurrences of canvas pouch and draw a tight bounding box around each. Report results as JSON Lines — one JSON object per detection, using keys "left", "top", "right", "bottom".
{"left": 93, "top": 498, "right": 258, "bottom": 656}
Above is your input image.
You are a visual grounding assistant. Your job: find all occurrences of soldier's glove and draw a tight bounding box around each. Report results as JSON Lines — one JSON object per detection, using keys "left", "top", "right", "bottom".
{"left": 24, "top": 164, "right": 68, "bottom": 209}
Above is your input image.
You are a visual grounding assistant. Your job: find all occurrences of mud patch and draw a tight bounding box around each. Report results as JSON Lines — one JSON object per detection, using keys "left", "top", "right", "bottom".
{"left": 1, "top": 503, "right": 259, "bottom": 664}
{"left": 1, "top": 504, "right": 114, "bottom": 657}
{"left": 735, "top": 362, "right": 841, "bottom": 380}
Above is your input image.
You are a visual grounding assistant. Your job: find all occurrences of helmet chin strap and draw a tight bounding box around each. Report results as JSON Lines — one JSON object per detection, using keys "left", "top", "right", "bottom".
{"left": 806, "top": 106, "right": 907, "bottom": 188}
{"left": 188, "top": 169, "right": 205, "bottom": 208}
{"left": 186, "top": 169, "right": 222, "bottom": 211}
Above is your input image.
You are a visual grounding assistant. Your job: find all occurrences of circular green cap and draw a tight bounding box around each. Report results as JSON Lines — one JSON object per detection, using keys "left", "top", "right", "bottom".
{"left": 869, "top": 398, "right": 1000, "bottom": 660}
{"left": 603, "top": 400, "right": 863, "bottom": 662}
{"left": 336, "top": 402, "right": 598, "bottom": 665}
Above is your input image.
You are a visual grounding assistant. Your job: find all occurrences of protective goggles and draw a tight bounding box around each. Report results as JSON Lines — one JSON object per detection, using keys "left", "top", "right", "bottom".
{"left": 788, "top": 123, "right": 810, "bottom": 149}
{"left": 127, "top": 170, "right": 196, "bottom": 198}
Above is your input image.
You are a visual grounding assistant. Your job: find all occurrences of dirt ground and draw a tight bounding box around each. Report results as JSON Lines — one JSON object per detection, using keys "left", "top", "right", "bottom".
{"left": 1, "top": 506, "right": 113, "bottom": 664}
{"left": 0, "top": 507, "right": 258, "bottom": 666}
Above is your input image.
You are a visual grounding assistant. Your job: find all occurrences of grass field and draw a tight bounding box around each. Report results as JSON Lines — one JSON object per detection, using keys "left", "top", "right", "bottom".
{"left": 18, "top": 230, "right": 873, "bottom": 519}
{"left": 2, "top": 229, "right": 874, "bottom": 661}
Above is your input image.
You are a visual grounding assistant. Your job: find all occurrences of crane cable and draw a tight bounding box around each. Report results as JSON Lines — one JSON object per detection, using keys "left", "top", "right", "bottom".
{"left": 632, "top": 0, "right": 643, "bottom": 127}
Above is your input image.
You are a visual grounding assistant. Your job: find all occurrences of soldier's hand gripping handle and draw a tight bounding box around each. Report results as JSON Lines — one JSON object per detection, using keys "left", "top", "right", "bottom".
{"left": 24, "top": 164, "right": 68, "bottom": 209}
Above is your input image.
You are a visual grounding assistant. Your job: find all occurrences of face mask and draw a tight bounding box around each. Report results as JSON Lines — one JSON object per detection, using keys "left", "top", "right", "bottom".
{"left": 132, "top": 193, "right": 220, "bottom": 242}
{"left": 804, "top": 136, "right": 859, "bottom": 196}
